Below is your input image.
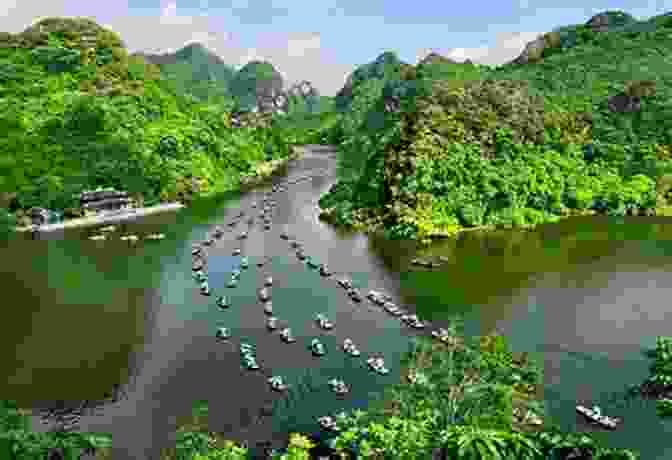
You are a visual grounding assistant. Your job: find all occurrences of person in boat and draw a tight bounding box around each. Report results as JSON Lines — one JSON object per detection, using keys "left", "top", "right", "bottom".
{"left": 216, "top": 296, "right": 230, "bottom": 309}
{"left": 268, "top": 376, "right": 288, "bottom": 391}
{"left": 317, "top": 416, "right": 338, "bottom": 431}
{"left": 337, "top": 278, "right": 352, "bottom": 289}
{"left": 347, "top": 288, "right": 363, "bottom": 302}
{"left": 215, "top": 327, "right": 230, "bottom": 339}
{"left": 310, "top": 339, "right": 326, "bottom": 356}
{"left": 280, "top": 328, "right": 296, "bottom": 343}
{"left": 342, "top": 339, "right": 360, "bottom": 356}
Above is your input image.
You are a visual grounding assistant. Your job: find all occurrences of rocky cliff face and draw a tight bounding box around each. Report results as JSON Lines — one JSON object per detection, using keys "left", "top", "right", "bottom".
{"left": 508, "top": 10, "right": 638, "bottom": 66}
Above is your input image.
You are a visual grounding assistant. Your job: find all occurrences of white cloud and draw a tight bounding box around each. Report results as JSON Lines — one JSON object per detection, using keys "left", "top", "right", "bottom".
{"left": 434, "top": 31, "right": 542, "bottom": 67}
{"left": 286, "top": 33, "right": 320, "bottom": 58}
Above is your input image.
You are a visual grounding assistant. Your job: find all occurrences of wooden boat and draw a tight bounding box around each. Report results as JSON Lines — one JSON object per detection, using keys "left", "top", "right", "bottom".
{"left": 317, "top": 416, "right": 338, "bottom": 431}
{"left": 576, "top": 405, "right": 621, "bottom": 429}
{"left": 215, "top": 327, "right": 230, "bottom": 339}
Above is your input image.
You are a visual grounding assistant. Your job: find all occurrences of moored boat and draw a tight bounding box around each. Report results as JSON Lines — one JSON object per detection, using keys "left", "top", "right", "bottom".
{"left": 216, "top": 296, "right": 230, "bottom": 309}
{"left": 215, "top": 327, "right": 230, "bottom": 339}
{"left": 259, "top": 288, "right": 270, "bottom": 302}
{"left": 280, "top": 328, "right": 296, "bottom": 343}
{"left": 317, "top": 416, "right": 338, "bottom": 431}
{"left": 576, "top": 405, "right": 621, "bottom": 429}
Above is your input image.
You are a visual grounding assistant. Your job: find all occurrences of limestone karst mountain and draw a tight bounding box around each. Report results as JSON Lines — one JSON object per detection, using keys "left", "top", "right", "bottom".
{"left": 131, "top": 43, "right": 236, "bottom": 102}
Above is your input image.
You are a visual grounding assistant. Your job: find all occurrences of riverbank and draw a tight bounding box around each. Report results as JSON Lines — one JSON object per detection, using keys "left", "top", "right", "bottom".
{"left": 14, "top": 202, "right": 186, "bottom": 233}
{"left": 9, "top": 147, "right": 303, "bottom": 235}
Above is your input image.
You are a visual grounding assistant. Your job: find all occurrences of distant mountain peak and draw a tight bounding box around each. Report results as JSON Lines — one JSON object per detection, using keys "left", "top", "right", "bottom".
{"left": 418, "top": 52, "right": 459, "bottom": 66}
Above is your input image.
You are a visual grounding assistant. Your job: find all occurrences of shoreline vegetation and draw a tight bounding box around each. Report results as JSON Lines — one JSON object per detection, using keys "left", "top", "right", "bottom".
{"left": 5, "top": 324, "right": 665, "bottom": 459}
{"left": 10, "top": 146, "right": 300, "bottom": 234}
{"left": 2, "top": 8, "right": 672, "bottom": 459}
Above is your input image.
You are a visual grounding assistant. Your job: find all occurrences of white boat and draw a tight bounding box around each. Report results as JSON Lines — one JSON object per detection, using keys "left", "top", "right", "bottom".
{"left": 316, "top": 315, "right": 334, "bottom": 330}
{"left": 337, "top": 278, "right": 352, "bottom": 289}
{"left": 367, "top": 357, "right": 389, "bottom": 375}
{"left": 328, "top": 379, "right": 349, "bottom": 395}
{"left": 216, "top": 296, "right": 230, "bottom": 309}
{"left": 266, "top": 317, "right": 278, "bottom": 330}
{"left": 268, "top": 376, "right": 288, "bottom": 391}
{"left": 145, "top": 233, "right": 165, "bottom": 240}
{"left": 310, "top": 340, "right": 326, "bottom": 356}
{"left": 345, "top": 346, "right": 360, "bottom": 357}
{"left": 576, "top": 405, "right": 621, "bottom": 429}
{"left": 245, "top": 360, "right": 260, "bottom": 370}
{"left": 88, "top": 234, "right": 106, "bottom": 241}
{"left": 317, "top": 416, "right": 338, "bottom": 431}
{"left": 263, "top": 302, "right": 273, "bottom": 314}
{"left": 280, "top": 328, "right": 296, "bottom": 343}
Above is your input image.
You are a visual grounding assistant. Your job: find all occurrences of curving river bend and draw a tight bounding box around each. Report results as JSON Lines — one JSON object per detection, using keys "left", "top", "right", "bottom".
{"left": 2, "top": 145, "right": 672, "bottom": 459}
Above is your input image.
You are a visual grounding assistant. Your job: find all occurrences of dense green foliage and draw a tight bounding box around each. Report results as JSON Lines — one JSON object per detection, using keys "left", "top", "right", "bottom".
{"left": 0, "top": 17, "right": 326, "bottom": 230}
{"left": 228, "top": 60, "right": 283, "bottom": 111}
{"left": 317, "top": 10, "right": 672, "bottom": 244}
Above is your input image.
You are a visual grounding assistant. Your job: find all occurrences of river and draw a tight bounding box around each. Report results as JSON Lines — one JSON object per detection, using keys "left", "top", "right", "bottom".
{"left": 2, "top": 145, "right": 672, "bottom": 459}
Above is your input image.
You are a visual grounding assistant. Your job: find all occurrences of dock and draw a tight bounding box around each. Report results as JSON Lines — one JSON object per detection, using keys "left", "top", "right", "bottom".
{"left": 15, "top": 202, "right": 185, "bottom": 233}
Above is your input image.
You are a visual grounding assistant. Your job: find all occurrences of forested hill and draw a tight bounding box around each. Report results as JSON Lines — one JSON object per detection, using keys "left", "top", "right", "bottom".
{"left": 131, "top": 43, "right": 236, "bottom": 104}
{"left": 0, "top": 17, "right": 320, "bottom": 231}
{"left": 317, "top": 10, "right": 672, "bottom": 245}
{"left": 130, "top": 44, "right": 326, "bottom": 115}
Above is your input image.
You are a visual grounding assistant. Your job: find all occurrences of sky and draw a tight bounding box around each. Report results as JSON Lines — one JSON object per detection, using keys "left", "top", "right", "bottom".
{"left": 0, "top": 0, "right": 669, "bottom": 95}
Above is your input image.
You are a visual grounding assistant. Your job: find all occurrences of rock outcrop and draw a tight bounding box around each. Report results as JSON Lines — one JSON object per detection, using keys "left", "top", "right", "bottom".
{"left": 418, "top": 52, "right": 459, "bottom": 66}
{"left": 335, "top": 51, "right": 413, "bottom": 111}
{"left": 508, "top": 10, "right": 637, "bottom": 66}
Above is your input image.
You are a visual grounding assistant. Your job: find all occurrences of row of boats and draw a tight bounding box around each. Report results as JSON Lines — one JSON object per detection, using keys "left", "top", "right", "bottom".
{"left": 88, "top": 223, "right": 166, "bottom": 242}
{"left": 188, "top": 177, "right": 428, "bottom": 434}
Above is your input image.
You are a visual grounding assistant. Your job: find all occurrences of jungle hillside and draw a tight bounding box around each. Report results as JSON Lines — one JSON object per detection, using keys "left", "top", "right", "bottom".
{"left": 0, "top": 17, "right": 330, "bottom": 231}
{"left": 317, "top": 10, "right": 672, "bottom": 245}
